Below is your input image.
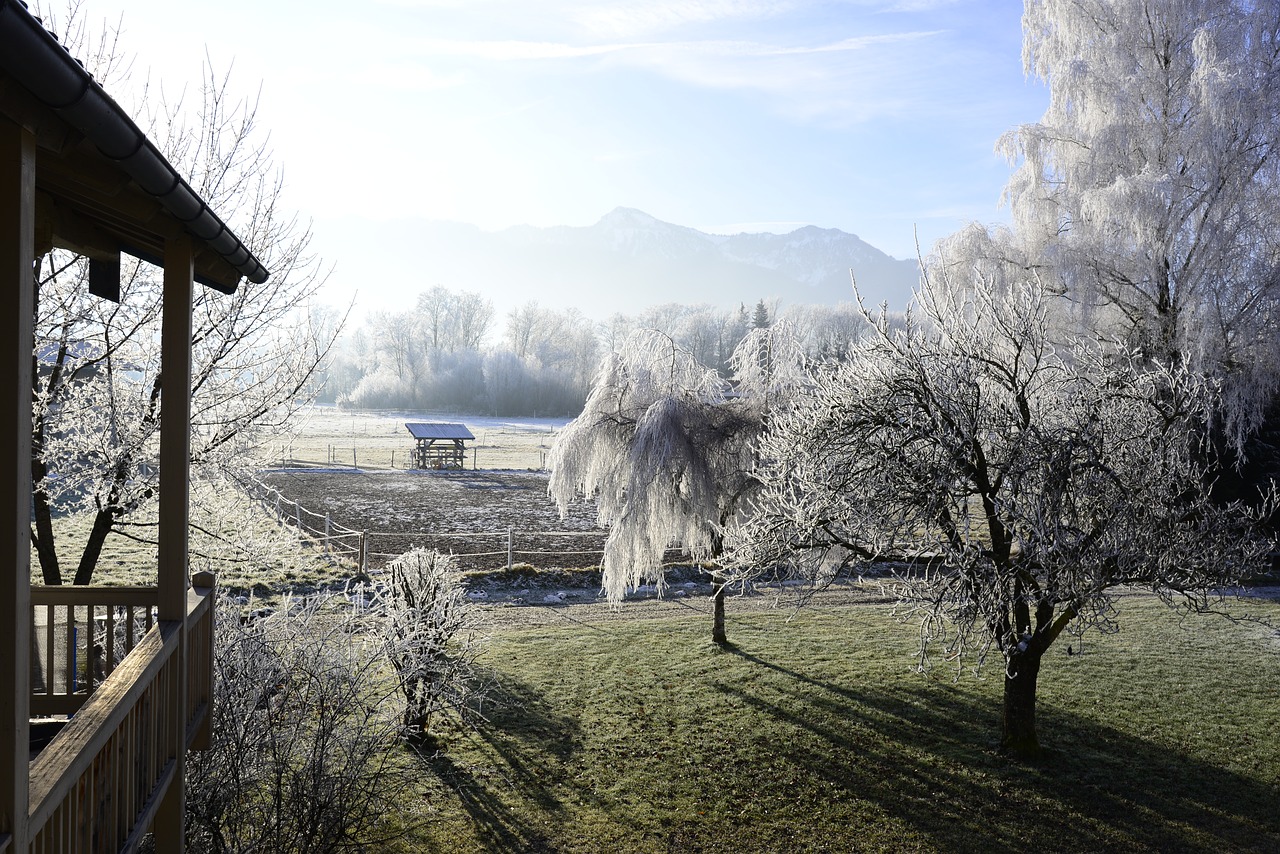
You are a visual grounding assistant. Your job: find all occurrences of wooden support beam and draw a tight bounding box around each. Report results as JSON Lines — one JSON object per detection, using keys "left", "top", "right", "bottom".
{"left": 0, "top": 115, "right": 34, "bottom": 851}
{"left": 154, "top": 234, "right": 192, "bottom": 853}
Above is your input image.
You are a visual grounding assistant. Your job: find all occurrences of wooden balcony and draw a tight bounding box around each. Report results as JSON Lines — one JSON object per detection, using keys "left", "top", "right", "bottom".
{"left": 18, "top": 573, "right": 215, "bottom": 853}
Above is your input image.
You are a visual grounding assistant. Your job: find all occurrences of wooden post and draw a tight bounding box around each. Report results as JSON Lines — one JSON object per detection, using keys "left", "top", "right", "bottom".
{"left": 324, "top": 513, "right": 331, "bottom": 555}
{"left": 360, "top": 532, "right": 368, "bottom": 575}
{"left": 0, "top": 116, "right": 34, "bottom": 852}
{"left": 154, "top": 234, "right": 194, "bottom": 852}
{"left": 353, "top": 447, "right": 357, "bottom": 470}
{"left": 507, "top": 528, "right": 514, "bottom": 571}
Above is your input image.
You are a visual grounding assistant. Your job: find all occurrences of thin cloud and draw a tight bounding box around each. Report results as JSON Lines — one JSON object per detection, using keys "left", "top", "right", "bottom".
{"left": 415, "top": 31, "right": 937, "bottom": 62}
{"left": 408, "top": 29, "right": 950, "bottom": 123}
{"left": 573, "top": 1, "right": 799, "bottom": 37}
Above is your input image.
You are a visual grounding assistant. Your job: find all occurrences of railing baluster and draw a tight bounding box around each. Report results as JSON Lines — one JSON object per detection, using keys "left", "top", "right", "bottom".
{"left": 44, "top": 603, "right": 54, "bottom": 696}
{"left": 27, "top": 582, "right": 215, "bottom": 849}
{"left": 64, "top": 604, "right": 74, "bottom": 695}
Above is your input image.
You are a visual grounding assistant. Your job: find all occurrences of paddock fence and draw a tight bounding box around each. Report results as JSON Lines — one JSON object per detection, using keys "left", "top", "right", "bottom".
{"left": 243, "top": 475, "right": 685, "bottom": 573}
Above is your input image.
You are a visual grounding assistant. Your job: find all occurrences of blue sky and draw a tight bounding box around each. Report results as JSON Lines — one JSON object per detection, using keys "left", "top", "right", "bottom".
{"left": 67, "top": 0, "right": 1047, "bottom": 316}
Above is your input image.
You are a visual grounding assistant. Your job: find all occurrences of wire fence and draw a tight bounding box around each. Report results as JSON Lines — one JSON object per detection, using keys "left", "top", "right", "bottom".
{"left": 243, "top": 476, "right": 681, "bottom": 573}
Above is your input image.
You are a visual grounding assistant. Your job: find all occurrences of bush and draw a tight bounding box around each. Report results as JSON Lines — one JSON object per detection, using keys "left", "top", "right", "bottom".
{"left": 370, "top": 548, "right": 484, "bottom": 739}
{"left": 184, "top": 595, "right": 409, "bottom": 853}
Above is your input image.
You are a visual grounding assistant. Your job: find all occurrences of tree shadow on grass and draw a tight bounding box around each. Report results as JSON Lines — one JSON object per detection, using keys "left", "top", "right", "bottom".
{"left": 427, "top": 671, "right": 582, "bottom": 852}
{"left": 719, "top": 646, "right": 1279, "bottom": 853}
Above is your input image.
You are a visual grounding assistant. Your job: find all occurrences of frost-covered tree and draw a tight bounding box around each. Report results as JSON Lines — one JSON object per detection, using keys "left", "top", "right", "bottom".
{"left": 31, "top": 19, "right": 336, "bottom": 585}
{"left": 549, "top": 326, "right": 804, "bottom": 643}
{"left": 368, "top": 549, "right": 484, "bottom": 739}
{"left": 1000, "top": 0, "right": 1280, "bottom": 444}
{"left": 731, "top": 269, "right": 1273, "bottom": 757}
{"left": 186, "top": 595, "right": 410, "bottom": 852}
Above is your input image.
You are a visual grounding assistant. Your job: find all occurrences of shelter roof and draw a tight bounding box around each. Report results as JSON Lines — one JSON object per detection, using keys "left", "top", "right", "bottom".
{"left": 0, "top": 0, "right": 269, "bottom": 292}
{"left": 405, "top": 422, "right": 475, "bottom": 441}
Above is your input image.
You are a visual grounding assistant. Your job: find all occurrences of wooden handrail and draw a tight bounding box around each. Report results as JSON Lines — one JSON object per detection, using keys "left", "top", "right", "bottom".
{"left": 27, "top": 620, "right": 178, "bottom": 830}
{"left": 30, "top": 587, "right": 159, "bottom": 716}
{"left": 30, "top": 586, "right": 157, "bottom": 606}
{"left": 24, "top": 580, "right": 215, "bottom": 851}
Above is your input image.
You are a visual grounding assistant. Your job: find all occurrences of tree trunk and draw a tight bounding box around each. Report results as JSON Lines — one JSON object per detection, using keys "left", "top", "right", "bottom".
{"left": 73, "top": 508, "right": 115, "bottom": 585}
{"left": 30, "top": 365, "right": 61, "bottom": 584}
{"left": 711, "top": 580, "right": 727, "bottom": 646}
{"left": 30, "top": 485, "right": 60, "bottom": 584}
{"left": 1001, "top": 649, "right": 1042, "bottom": 758}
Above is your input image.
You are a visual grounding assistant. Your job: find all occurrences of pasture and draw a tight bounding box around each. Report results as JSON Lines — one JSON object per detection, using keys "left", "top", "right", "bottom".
{"left": 390, "top": 594, "right": 1280, "bottom": 853}
{"left": 271, "top": 406, "right": 567, "bottom": 472}
{"left": 258, "top": 409, "right": 1280, "bottom": 852}
{"left": 42, "top": 406, "right": 1280, "bottom": 850}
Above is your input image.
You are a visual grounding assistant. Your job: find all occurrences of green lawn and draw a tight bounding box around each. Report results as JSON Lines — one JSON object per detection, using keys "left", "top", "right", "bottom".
{"left": 393, "top": 594, "right": 1280, "bottom": 853}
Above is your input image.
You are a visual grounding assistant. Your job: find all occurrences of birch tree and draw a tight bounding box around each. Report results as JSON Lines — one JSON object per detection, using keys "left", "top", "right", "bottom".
{"left": 731, "top": 269, "right": 1273, "bottom": 757}
{"left": 31, "top": 8, "right": 336, "bottom": 585}
{"left": 1001, "top": 0, "right": 1280, "bottom": 445}
{"left": 548, "top": 325, "right": 803, "bottom": 644}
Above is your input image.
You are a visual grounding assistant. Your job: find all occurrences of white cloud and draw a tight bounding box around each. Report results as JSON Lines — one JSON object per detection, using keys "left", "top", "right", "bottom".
{"left": 406, "top": 30, "right": 945, "bottom": 122}
{"left": 349, "top": 63, "right": 466, "bottom": 91}
{"left": 572, "top": 1, "right": 798, "bottom": 37}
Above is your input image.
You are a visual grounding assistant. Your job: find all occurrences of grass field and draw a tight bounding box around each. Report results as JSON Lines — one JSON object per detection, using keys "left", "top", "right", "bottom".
{"left": 379, "top": 593, "right": 1280, "bottom": 853}
{"left": 270, "top": 406, "right": 568, "bottom": 472}
{"left": 35, "top": 406, "right": 1280, "bottom": 851}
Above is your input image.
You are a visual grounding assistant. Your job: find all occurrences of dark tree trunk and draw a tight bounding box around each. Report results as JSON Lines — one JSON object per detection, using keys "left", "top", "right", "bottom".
{"left": 31, "top": 349, "right": 62, "bottom": 584}
{"left": 1001, "top": 649, "right": 1042, "bottom": 758}
{"left": 31, "top": 487, "right": 61, "bottom": 585}
{"left": 711, "top": 580, "right": 727, "bottom": 645}
{"left": 73, "top": 509, "right": 115, "bottom": 585}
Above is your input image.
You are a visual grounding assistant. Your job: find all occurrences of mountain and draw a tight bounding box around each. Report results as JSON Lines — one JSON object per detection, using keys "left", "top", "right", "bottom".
{"left": 414, "top": 207, "right": 919, "bottom": 318}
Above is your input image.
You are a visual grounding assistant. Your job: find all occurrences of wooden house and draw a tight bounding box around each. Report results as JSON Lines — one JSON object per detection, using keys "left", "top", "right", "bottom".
{"left": 1, "top": 1, "right": 269, "bottom": 850}
{"left": 406, "top": 422, "right": 474, "bottom": 469}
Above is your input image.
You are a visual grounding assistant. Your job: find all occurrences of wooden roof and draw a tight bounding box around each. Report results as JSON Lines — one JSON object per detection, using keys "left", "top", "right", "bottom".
{"left": 406, "top": 422, "right": 475, "bottom": 441}
{"left": 0, "top": 0, "right": 269, "bottom": 292}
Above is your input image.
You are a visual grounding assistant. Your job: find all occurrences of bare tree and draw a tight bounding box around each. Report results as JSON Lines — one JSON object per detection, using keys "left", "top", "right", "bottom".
{"left": 549, "top": 325, "right": 804, "bottom": 643}
{"left": 30, "top": 11, "right": 338, "bottom": 585}
{"left": 367, "top": 549, "right": 484, "bottom": 740}
{"left": 731, "top": 272, "right": 1273, "bottom": 757}
{"left": 998, "top": 0, "right": 1280, "bottom": 445}
{"left": 183, "top": 596, "right": 411, "bottom": 853}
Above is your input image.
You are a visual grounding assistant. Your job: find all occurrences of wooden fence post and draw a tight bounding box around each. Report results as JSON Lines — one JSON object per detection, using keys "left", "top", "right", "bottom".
{"left": 507, "top": 527, "right": 513, "bottom": 571}
{"left": 360, "top": 532, "right": 368, "bottom": 575}
{"left": 324, "top": 513, "right": 331, "bottom": 555}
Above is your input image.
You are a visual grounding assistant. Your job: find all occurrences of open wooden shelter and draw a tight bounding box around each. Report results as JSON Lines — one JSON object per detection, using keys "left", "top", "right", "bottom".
{"left": 1, "top": 0, "right": 269, "bottom": 850}
{"left": 406, "top": 422, "right": 475, "bottom": 469}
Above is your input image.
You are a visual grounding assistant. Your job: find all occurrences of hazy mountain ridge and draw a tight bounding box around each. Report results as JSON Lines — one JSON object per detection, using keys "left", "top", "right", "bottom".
{"left": 417, "top": 207, "right": 919, "bottom": 318}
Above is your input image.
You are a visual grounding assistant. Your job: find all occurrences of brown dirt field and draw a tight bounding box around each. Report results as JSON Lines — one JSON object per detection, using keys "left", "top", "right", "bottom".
{"left": 258, "top": 467, "right": 898, "bottom": 628}
{"left": 261, "top": 469, "right": 606, "bottom": 572}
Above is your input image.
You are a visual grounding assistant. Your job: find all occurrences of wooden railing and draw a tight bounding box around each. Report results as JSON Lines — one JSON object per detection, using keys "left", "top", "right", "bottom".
{"left": 29, "top": 587, "right": 157, "bottom": 718}
{"left": 23, "top": 575, "right": 215, "bottom": 853}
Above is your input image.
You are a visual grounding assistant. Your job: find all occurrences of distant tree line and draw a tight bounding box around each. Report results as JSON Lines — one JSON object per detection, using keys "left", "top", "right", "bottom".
{"left": 320, "top": 290, "right": 896, "bottom": 416}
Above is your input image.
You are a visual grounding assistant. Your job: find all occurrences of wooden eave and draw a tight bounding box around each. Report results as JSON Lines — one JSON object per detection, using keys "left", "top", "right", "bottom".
{"left": 0, "top": 76, "right": 243, "bottom": 292}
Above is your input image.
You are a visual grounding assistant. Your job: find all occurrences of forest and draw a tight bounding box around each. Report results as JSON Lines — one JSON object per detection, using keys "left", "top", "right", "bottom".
{"left": 320, "top": 291, "right": 891, "bottom": 416}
